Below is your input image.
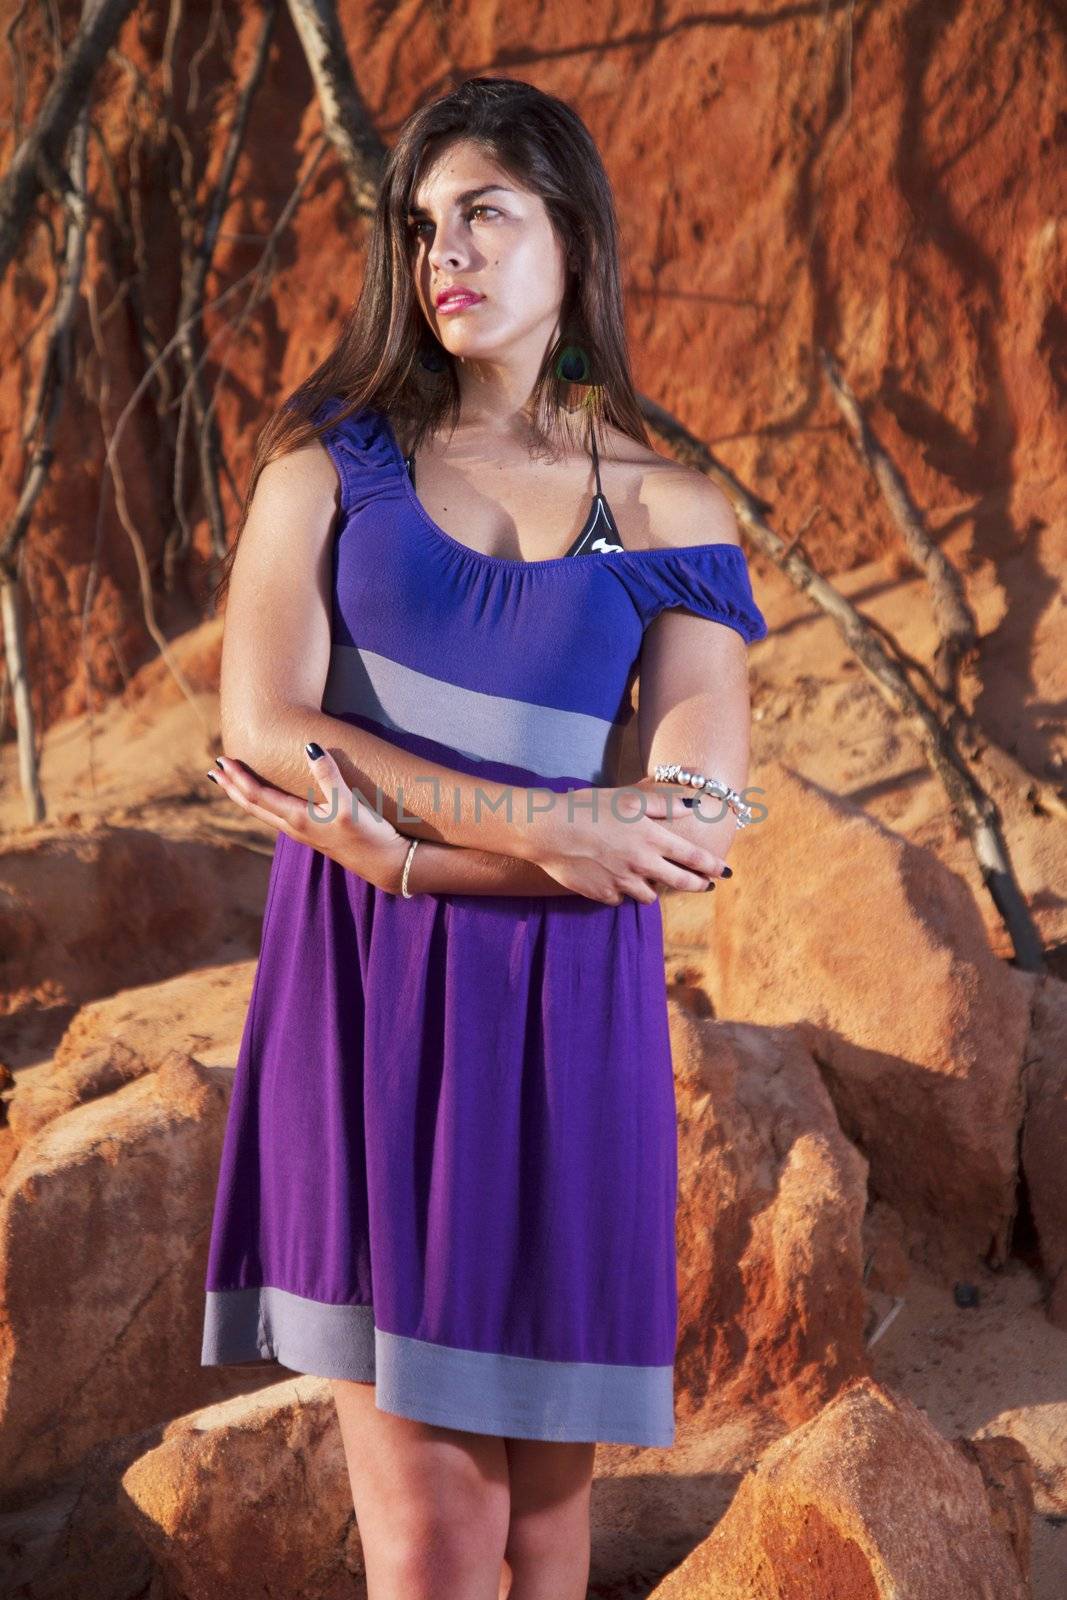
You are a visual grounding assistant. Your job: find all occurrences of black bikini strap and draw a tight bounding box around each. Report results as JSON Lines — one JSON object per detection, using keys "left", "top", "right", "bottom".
{"left": 588, "top": 412, "right": 605, "bottom": 499}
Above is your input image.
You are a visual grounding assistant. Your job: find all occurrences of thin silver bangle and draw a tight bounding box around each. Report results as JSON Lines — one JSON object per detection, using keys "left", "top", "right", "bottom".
{"left": 652, "top": 762, "right": 755, "bottom": 829}
{"left": 400, "top": 837, "right": 420, "bottom": 897}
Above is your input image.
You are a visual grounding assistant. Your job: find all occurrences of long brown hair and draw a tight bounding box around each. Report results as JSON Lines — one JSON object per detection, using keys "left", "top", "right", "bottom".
{"left": 210, "top": 75, "right": 652, "bottom": 604}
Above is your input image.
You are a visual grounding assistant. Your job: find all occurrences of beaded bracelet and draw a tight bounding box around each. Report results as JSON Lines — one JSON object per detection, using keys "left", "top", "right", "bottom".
{"left": 400, "top": 837, "right": 421, "bottom": 897}
{"left": 652, "top": 762, "right": 755, "bottom": 829}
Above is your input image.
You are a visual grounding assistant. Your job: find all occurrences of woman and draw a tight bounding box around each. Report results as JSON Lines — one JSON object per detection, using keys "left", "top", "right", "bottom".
{"left": 201, "top": 76, "right": 767, "bottom": 1600}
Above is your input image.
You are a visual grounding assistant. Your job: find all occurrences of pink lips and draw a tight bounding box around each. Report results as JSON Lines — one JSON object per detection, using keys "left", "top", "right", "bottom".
{"left": 436, "top": 291, "right": 484, "bottom": 313}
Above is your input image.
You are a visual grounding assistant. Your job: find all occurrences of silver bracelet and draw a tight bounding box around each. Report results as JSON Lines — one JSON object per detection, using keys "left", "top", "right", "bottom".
{"left": 652, "top": 762, "right": 755, "bottom": 829}
{"left": 400, "top": 837, "right": 421, "bottom": 897}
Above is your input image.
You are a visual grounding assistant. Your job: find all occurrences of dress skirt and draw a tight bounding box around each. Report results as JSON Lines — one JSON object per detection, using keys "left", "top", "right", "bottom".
{"left": 201, "top": 828, "right": 680, "bottom": 1446}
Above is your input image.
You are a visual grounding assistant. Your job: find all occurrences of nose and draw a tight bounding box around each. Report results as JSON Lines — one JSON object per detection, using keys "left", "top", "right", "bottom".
{"left": 428, "top": 216, "right": 473, "bottom": 275}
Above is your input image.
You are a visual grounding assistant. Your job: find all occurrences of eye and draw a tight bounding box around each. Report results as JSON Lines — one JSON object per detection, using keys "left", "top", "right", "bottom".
{"left": 406, "top": 205, "right": 501, "bottom": 242}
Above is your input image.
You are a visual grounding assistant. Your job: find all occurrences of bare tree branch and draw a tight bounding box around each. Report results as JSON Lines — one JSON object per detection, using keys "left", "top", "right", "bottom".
{"left": 0, "top": 0, "right": 138, "bottom": 279}
{"left": 0, "top": 95, "right": 91, "bottom": 823}
{"left": 820, "top": 346, "right": 978, "bottom": 699}
{"left": 0, "top": 104, "right": 89, "bottom": 572}
{"left": 284, "top": 0, "right": 387, "bottom": 213}
{"left": 818, "top": 348, "right": 1067, "bottom": 827}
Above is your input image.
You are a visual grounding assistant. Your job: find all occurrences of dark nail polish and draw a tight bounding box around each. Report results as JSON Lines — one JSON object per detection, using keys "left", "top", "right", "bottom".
{"left": 215, "top": 757, "right": 224, "bottom": 769}
{"left": 305, "top": 741, "right": 324, "bottom": 759}
{"left": 680, "top": 796, "right": 698, "bottom": 809}
{"left": 721, "top": 866, "right": 732, "bottom": 878}
{"left": 705, "top": 880, "right": 715, "bottom": 891}
{"left": 206, "top": 771, "right": 219, "bottom": 784}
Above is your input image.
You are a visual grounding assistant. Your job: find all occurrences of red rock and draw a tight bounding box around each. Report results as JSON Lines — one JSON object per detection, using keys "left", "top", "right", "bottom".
{"left": 1019, "top": 974, "right": 1067, "bottom": 1328}
{"left": 671, "top": 1007, "right": 869, "bottom": 1430}
{"left": 664, "top": 763, "right": 1034, "bottom": 1279}
{"left": 0, "top": 1053, "right": 229, "bottom": 1498}
{"left": 649, "top": 1377, "right": 1034, "bottom": 1599}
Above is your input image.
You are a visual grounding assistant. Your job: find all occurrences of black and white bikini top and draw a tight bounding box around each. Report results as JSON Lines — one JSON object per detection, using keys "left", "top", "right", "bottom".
{"left": 403, "top": 415, "right": 626, "bottom": 557}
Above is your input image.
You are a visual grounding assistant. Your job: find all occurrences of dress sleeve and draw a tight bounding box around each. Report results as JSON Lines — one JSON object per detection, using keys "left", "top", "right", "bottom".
{"left": 306, "top": 395, "right": 357, "bottom": 493}
{"left": 304, "top": 397, "right": 395, "bottom": 515}
{"left": 619, "top": 544, "right": 769, "bottom": 643}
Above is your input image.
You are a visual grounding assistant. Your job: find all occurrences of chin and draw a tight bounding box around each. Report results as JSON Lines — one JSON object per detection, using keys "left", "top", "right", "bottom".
{"left": 440, "top": 335, "right": 504, "bottom": 362}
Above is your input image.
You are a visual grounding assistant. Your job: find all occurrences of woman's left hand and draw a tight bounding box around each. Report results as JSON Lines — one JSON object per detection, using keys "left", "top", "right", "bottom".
{"left": 207, "top": 743, "right": 411, "bottom": 893}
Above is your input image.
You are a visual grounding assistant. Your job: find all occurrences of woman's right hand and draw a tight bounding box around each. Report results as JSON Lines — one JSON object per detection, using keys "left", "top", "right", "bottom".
{"left": 520, "top": 782, "right": 727, "bottom": 904}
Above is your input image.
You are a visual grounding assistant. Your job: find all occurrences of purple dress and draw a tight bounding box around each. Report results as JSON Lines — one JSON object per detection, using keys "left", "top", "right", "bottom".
{"left": 200, "top": 400, "right": 768, "bottom": 1446}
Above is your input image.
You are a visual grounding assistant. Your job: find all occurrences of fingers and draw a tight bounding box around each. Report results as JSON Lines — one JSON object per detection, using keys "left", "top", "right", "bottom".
{"left": 614, "top": 780, "right": 699, "bottom": 822}
{"left": 620, "top": 876, "right": 660, "bottom": 905}
{"left": 305, "top": 744, "right": 402, "bottom": 842}
{"left": 631, "top": 830, "right": 723, "bottom": 892}
{"left": 650, "top": 828, "right": 726, "bottom": 881}
{"left": 648, "top": 861, "right": 717, "bottom": 893}
{"left": 302, "top": 743, "right": 354, "bottom": 827}
{"left": 304, "top": 741, "right": 349, "bottom": 803}
{"left": 208, "top": 764, "right": 300, "bottom": 837}
{"left": 208, "top": 755, "right": 317, "bottom": 834}
{"left": 615, "top": 784, "right": 672, "bottom": 819}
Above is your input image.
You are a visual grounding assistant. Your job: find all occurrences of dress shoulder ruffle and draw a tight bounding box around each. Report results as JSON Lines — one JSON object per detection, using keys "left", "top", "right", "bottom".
{"left": 610, "top": 543, "right": 769, "bottom": 642}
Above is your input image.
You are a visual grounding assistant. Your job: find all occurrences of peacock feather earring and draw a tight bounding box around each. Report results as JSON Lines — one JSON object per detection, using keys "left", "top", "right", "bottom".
{"left": 555, "top": 343, "right": 592, "bottom": 383}
{"left": 554, "top": 332, "right": 604, "bottom": 428}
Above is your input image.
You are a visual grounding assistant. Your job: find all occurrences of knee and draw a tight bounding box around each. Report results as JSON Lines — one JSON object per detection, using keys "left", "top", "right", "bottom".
{"left": 385, "top": 1491, "right": 509, "bottom": 1586}
{"left": 383, "top": 1524, "right": 502, "bottom": 1594}
{"left": 504, "top": 1497, "right": 591, "bottom": 1570}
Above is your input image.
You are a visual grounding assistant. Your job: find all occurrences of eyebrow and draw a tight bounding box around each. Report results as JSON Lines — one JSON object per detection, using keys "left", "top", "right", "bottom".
{"left": 407, "top": 184, "right": 515, "bottom": 218}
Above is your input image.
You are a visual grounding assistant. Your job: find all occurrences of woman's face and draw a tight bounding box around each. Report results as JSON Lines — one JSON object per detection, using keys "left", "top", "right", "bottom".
{"left": 406, "top": 138, "right": 570, "bottom": 366}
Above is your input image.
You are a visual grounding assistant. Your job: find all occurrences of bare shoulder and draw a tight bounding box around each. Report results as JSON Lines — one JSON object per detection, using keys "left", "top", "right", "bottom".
{"left": 256, "top": 435, "right": 340, "bottom": 501}
{"left": 233, "top": 436, "right": 341, "bottom": 577}
{"left": 598, "top": 421, "right": 741, "bottom": 551}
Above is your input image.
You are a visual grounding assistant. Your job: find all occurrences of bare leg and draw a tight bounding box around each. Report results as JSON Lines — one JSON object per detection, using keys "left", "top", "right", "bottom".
{"left": 501, "top": 1437, "right": 596, "bottom": 1600}
{"left": 331, "top": 1378, "right": 511, "bottom": 1600}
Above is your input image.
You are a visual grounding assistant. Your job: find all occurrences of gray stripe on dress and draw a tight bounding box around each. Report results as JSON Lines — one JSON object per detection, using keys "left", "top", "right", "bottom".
{"left": 201, "top": 1286, "right": 674, "bottom": 1446}
{"left": 201, "top": 1287, "right": 375, "bottom": 1380}
{"left": 374, "top": 1326, "right": 674, "bottom": 1446}
{"left": 321, "top": 644, "right": 629, "bottom": 785}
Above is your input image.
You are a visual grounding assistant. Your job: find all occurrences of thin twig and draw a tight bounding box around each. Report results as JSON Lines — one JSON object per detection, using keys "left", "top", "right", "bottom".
{"left": 71, "top": 128, "right": 325, "bottom": 785}
{"left": 821, "top": 346, "right": 978, "bottom": 700}
{"left": 171, "top": 0, "right": 279, "bottom": 572}
{"left": 83, "top": 276, "right": 213, "bottom": 791}
{"left": 0, "top": 99, "right": 92, "bottom": 823}
{"left": 820, "top": 349, "right": 1067, "bottom": 822}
